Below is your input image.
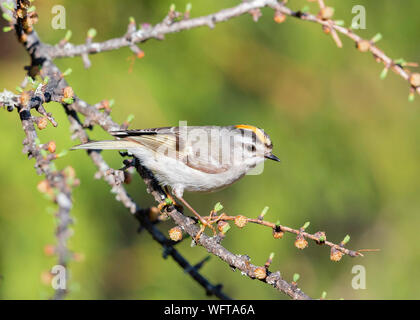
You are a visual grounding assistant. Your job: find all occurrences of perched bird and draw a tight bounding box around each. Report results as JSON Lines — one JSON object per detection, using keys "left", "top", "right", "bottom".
{"left": 72, "top": 125, "right": 280, "bottom": 228}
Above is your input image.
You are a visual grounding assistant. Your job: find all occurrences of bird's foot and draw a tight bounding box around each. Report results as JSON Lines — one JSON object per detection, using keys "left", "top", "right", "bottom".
{"left": 174, "top": 195, "right": 224, "bottom": 242}
{"left": 193, "top": 215, "right": 217, "bottom": 242}
{"left": 158, "top": 194, "right": 183, "bottom": 213}
{"left": 193, "top": 213, "right": 228, "bottom": 242}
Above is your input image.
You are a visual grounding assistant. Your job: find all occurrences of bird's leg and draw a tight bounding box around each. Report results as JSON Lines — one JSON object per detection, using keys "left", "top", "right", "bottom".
{"left": 175, "top": 195, "right": 216, "bottom": 240}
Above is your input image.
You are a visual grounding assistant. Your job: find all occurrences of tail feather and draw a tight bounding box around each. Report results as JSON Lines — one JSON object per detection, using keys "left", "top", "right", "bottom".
{"left": 71, "top": 140, "right": 140, "bottom": 150}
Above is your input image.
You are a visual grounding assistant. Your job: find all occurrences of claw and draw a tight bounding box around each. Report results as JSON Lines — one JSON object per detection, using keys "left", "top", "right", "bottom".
{"left": 157, "top": 201, "right": 167, "bottom": 212}
{"left": 192, "top": 215, "right": 219, "bottom": 242}
{"left": 166, "top": 194, "right": 177, "bottom": 206}
{"left": 194, "top": 224, "right": 206, "bottom": 243}
{"left": 174, "top": 195, "right": 223, "bottom": 241}
{"left": 158, "top": 198, "right": 174, "bottom": 212}
{"left": 158, "top": 187, "right": 180, "bottom": 213}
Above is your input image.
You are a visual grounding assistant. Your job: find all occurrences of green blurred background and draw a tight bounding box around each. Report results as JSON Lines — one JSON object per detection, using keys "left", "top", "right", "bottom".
{"left": 0, "top": 0, "right": 419, "bottom": 299}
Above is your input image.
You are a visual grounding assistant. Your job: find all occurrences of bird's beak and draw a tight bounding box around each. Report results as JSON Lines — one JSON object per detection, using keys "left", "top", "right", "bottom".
{"left": 265, "top": 153, "right": 281, "bottom": 162}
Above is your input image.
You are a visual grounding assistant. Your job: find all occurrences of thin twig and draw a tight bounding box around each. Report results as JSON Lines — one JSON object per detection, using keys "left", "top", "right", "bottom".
{"left": 43, "top": 0, "right": 420, "bottom": 96}
{"left": 211, "top": 214, "right": 361, "bottom": 259}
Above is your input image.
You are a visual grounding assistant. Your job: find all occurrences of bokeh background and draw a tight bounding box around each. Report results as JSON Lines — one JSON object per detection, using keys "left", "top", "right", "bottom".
{"left": 0, "top": 0, "right": 419, "bottom": 299}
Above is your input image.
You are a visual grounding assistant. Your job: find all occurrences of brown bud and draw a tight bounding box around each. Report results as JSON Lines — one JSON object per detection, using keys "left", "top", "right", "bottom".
{"left": 217, "top": 220, "right": 231, "bottom": 234}
{"left": 19, "top": 92, "right": 30, "bottom": 106}
{"left": 320, "top": 7, "right": 334, "bottom": 20}
{"left": 294, "top": 235, "right": 308, "bottom": 249}
{"left": 72, "top": 178, "right": 81, "bottom": 187}
{"left": 274, "top": 12, "right": 286, "bottom": 24}
{"left": 100, "top": 99, "right": 112, "bottom": 112}
{"left": 37, "top": 117, "right": 48, "bottom": 130}
{"left": 254, "top": 267, "right": 267, "bottom": 280}
{"left": 19, "top": 33, "right": 27, "bottom": 43}
{"left": 47, "top": 141, "right": 56, "bottom": 153}
{"left": 20, "top": 0, "right": 31, "bottom": 9}
{"left": 23, "top": 16, "right": 33, "bottom": 29}
{"left": 322, "top": 25, "right": 331, "bottom": 34}
{"left": 101, "top": 100, "right": 109, "bottom": 108}
{"left": 43, "top": 244, "right": 55, "bottom": 256}
{"left": 314, "top": 231, "right": 326, "bottom": 244}
{"left": 73, "top": 252, "right": 85, "bottom": 262}
{"left": 40, "top": 271, "right": 53, "bottom": 285}
{"left": 272, "top": 226, "right": 284, "bottom": 239}
{"left": 136, "top": 51, "right": 145, "bottom": 59}
{"left": 149, "top": 206, "right": 161, "bottom": 221}
{"left": 16, "top": 8, "right": 25, "bottom": 18}
{"left": 330, "top": 247, "right": 343, "bottom": 262}
{"left": 28, "top": 12, "right": 38, "bottom": 26}
{"left": 234, "top": 215, "right": 247, "bottom": 228}
{"left": 409, "top": 73, "right": 420, "bottom": 87}
{"left": 356, "top": 40, "right": 371, "bottom": 52}
{"left": 63, "top": 166, "right": 76, "bottom": 179}
{"left": 169, "top": 226, "right": 183, "bottom": 241}
{"left": 63, "top": 86, "right": 74, "bottom": 99}
{"left": 37, "top": 180, "right": 50, "bottom": 194}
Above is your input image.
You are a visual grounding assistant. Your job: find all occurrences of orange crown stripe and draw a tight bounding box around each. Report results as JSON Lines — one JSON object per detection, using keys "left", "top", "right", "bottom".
{"left": 235, "top": 124, "right": 266, "bottom": 144}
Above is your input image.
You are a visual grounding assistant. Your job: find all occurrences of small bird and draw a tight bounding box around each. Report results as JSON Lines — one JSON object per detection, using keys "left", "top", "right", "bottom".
{"left": 72, "top": 125, "right": 280, "bottom": 229}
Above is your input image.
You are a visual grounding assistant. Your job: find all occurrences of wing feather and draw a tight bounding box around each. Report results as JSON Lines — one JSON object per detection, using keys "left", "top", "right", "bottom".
{"left": 71, "top": 140, "right": 141, "bottom": 150}
{"left": 110, "top": 127, "right": 232, "bottom": 174}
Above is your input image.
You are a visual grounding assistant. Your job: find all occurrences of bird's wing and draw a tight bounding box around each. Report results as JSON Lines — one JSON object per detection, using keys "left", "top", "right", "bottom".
{"left": 110, "top": 128, "right": 232, "bottom": 174}
{"left": 110, "top": 128, "right": 179, "bottom": 154}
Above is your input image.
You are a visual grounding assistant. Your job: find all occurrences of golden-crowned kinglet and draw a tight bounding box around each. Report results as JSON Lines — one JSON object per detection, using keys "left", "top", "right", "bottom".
{"left": 72, "top": 125, "right": 280, "bottom": 226}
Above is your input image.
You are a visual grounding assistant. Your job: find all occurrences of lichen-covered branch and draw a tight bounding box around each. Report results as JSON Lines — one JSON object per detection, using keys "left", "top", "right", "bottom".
{"left": 201, "top": 212, "right": 361, "bottom": 261}
{"left": 3, "top": 88, "right": 76, "bottom": 300}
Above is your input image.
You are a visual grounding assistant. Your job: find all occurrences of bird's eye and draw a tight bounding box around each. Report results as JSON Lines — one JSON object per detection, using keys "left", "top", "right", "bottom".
{"left": 247, "top": 144, "right": 256, "bottom": 152}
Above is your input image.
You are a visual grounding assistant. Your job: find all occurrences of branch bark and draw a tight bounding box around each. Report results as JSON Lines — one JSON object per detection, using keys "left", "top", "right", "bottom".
{"left": 43, "top": 0, "right": 420, "bottom": 97}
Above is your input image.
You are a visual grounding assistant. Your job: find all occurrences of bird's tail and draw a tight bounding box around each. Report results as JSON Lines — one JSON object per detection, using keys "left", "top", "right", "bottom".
{"left": 71, "top": 140, "right": 140, "bottom": 150}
